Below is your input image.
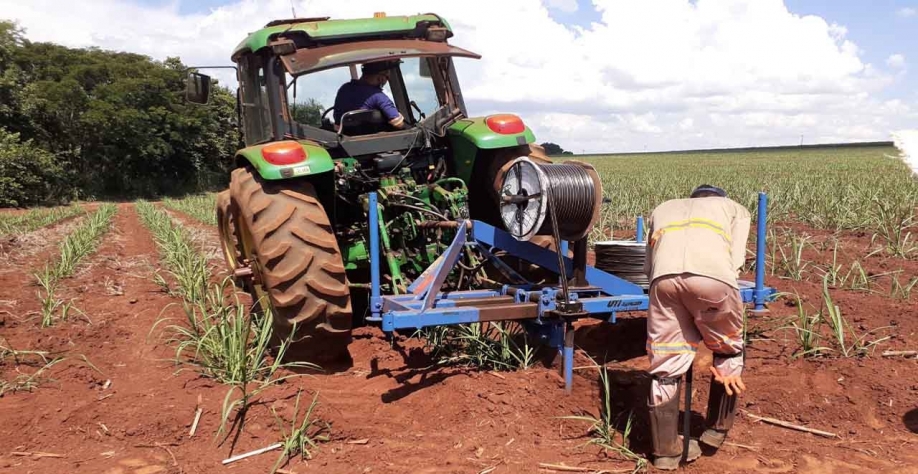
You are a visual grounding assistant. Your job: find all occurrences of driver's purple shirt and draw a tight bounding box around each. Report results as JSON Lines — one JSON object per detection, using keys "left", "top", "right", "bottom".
{"left": 333, "top": 80, "right": 400, "bottom": 123}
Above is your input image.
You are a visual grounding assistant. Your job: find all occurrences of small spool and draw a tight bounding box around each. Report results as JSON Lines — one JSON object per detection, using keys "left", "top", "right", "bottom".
{"left": 593, "top": 240, "right": 649, "bottom": 289}
{"left": 497, "top": 157, "right": 603, "bottom": 242}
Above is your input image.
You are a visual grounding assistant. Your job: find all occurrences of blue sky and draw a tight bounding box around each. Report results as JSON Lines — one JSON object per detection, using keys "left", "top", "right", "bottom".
{"left": 784, "top": 0, "right": 917, "bottom": 101}
{"left": 548, "top": 1, "right": 917, "bottom": 98}
{"left": 4, "top": 0, "right": 916, "bottom": 152}
{"left": 153, "top": 0, "right": 917, "bottom": 104}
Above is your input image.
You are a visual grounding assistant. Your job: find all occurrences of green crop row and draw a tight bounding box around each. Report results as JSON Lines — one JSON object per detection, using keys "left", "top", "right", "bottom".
{"left": 0, "top": 205, "right": 85, "bottom": 236}
{"left": 33, "top": 204, "right": 117, "bottom": 327}
{"left": 162, "top": 193, "right": 217, "bottom": 226}
{"left": 137, "top": 201, "right": 321, "bottom": 452}
{"left": 566, "top": 146, "right": 917, "bottom": 244}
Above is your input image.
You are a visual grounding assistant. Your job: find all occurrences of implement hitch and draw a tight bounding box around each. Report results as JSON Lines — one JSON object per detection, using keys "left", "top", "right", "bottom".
{"left": 364, "top": 192, "right": 777, "bottom": 393}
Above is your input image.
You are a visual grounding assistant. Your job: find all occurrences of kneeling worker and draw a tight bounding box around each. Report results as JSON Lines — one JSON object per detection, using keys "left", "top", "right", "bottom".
{"left": 643, "top": 184, "right": 751, "bottom": 470}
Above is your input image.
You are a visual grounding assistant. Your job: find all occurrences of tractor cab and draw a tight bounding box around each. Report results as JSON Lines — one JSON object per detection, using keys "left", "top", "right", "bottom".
{"left": 188, "top": 14, "right": 480, "bottom": 162}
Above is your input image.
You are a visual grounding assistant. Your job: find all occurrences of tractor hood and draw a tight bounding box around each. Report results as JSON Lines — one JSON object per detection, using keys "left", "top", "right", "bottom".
{"left": 279, "top": 39, "right": 481, "bottom": 76}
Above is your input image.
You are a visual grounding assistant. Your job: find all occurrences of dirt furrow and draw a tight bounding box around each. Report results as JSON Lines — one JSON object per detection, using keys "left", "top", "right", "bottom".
{"left": 1, "top": 202, "right": 917, "bottom": 473}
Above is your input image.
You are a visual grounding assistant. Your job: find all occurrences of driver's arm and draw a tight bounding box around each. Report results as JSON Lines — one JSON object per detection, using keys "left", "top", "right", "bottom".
{"left": 369, "top": 92, "right": 406, "bottom": 129}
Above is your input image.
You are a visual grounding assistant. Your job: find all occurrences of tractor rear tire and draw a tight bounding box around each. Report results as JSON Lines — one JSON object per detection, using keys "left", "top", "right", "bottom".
{"left": 229, "top": 166, "right": 352, "bottom": 360}
{"left": 216, "top": 190, "right": 244, "bottom": 278}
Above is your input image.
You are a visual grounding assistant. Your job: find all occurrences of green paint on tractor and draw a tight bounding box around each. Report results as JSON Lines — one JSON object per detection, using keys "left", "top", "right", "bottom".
{"left": 448, "top": 117, "right": 536, "bottom": 182}
{"left": 234, "top": 141, "right": 335, "bottom": 180}
{"left": 232, "top": 13, "right": 452, "bottom": 59}
{"left": 187, "top": 12, "right": 552, "bottom": 352}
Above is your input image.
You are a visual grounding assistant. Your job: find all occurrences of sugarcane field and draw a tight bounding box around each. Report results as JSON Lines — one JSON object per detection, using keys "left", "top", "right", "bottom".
{"left": 1, "top": 3, "right": 917, "bottom": 474}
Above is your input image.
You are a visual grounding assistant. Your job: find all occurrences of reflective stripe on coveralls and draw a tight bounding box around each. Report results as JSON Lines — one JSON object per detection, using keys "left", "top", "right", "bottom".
{"left": 650, "top": 218, "right": 732, "bottom": 249}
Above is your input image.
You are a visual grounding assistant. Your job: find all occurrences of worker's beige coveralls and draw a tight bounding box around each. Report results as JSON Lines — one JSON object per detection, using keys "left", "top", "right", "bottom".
{"left": 643, "top": 196, "right": 751, "bottom": 405}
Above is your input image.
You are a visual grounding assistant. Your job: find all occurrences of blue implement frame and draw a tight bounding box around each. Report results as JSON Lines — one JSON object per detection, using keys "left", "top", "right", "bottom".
{"left": 365, "top": 192, "right": 778, "bottom": 392}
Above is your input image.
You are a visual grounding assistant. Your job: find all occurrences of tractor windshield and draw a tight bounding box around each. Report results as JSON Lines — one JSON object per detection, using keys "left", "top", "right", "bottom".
{"left": 285, "top": 67, "right": 354, "bottom": 129}
{"left": 399, "top": 57, "right": 439, "bottom": 120}
{"left": 284, "top": 58, "right": 442, "bottom": 132}
{"left": 278, "top": 40, "right": 480, "bottom": 138}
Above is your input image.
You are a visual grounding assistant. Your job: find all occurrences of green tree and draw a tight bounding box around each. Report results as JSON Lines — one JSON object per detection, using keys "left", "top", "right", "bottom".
{"left": 0, "top": 21, "right": 25, "bottom": 130}
{"left": 290, "top": 98, "right": 324, "bottom": 128}
{"left": 0, "top": 25, "right": 238, "bottom": 204}
{"left": 0, "top": 128, "right": 66, "bottom": 207}
{"left": 541, "top": 142, "right": 565, "bottom": 155}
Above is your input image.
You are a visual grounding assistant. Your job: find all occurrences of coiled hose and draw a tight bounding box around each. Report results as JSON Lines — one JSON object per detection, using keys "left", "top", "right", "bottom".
{"left": 498, "top": 158, "right": 603, "bottom": 242}
{"left": 593, "top": 241, "right": 649, "bottom": 289}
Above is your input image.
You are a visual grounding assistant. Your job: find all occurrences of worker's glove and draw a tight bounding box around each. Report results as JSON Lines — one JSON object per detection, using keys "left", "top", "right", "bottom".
{"left": 709, "top": 366, "right": 746, "bottom": 396}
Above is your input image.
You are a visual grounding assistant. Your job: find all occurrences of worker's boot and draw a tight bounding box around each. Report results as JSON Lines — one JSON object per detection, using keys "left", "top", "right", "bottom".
{"left": 649, "top": 380, "right": 701, "bottom": 470}
{"left": 699, "top": 378, "right": 737, "bottom": 449}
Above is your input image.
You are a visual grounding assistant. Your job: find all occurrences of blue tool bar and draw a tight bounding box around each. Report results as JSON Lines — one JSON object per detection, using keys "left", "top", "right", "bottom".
{"left": 754, "top": 192, "right": 768, "bottom": 311}
{"left": 580, "top": 294, "right": 648, "bottom": 313}
{"left": 386, "top": 289, "right": 502, "bottom": 303}
{"left": 560, "top": 240, "right": 569, "bottom": 257}
{"left": 368, "top": 192, "right": 382, "bottom": 322}
{"left": 384, "top": 290, "right": 504, "bottom": 311}
{"left": 378, "top": 285, "right": 770, "bottom": 331}
{"left": 636, "top": 215, "right": 645, "bottom": 243}
{"left": 563, "top": 323, "right": 574, "bottom": 393}
{"left": 382, "top": 306, "right": 485, "bottom": 331}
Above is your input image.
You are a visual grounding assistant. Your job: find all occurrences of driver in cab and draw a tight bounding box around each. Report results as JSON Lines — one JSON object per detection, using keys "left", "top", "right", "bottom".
{"left": 333, "top": 60, "right": 406, "bottom": 130}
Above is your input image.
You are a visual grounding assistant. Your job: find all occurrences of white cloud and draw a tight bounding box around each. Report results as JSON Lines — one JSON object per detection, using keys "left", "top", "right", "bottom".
{"left": 0, "top": 0, "right": 914, "bottom": 152}
{"left": 897, "top": 7, "right": 917, "bottom": 17}
{"left": 543, "top": 0, "right": 579, "bottom": 13}
{"left": 887, "top": 53, "right": 906, "bottom": 69}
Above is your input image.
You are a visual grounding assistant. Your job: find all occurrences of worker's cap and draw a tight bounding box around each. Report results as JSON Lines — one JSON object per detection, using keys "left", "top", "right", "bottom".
{"left": 361, "top": 60, "right": 401, "bottom": 75}
{"left": 690, "top": 184, "right": 727, "bottom": 198}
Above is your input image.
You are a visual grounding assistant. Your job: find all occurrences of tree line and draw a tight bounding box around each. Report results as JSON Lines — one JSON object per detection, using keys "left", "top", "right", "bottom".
{"left": 540, "top": 142, "right": 573, "bottom": 156}
{"left": 0, "top": 19, "right": 578, "bottom": 208}
{"left": 0, "top": 21, "right": 237, "bottom": 207}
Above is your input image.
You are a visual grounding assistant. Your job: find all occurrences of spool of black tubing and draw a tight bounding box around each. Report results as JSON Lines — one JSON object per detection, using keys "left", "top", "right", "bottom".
{"left": 593, "top": 240, "right": 649, "bottom": 289}
{"left": 498, "top": 157, "right": 602, "bottom": 242}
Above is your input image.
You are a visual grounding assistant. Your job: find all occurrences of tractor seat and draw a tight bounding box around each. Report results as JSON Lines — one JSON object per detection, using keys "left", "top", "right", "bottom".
{"left": 337, "top": 109, "right": 386, "bottom": 136}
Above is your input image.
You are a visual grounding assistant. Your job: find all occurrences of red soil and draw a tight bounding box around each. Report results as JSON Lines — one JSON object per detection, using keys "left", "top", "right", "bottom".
{"left": 1, "top": 205, "right": 917, "bottom": 474}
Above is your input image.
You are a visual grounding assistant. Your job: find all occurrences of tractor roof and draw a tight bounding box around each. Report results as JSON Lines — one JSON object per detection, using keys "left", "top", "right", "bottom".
{"left": 280, "top": 39, "right": 480, "bottom": 76}
{"left": 232, "top": 13, "right": 453, "bottom": 60}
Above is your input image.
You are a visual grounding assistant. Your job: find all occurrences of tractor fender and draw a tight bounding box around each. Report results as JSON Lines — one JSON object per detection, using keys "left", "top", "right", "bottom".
{"left": 234, "top": 140, "right": 335, "bottom": 180}
{"left": 447, "top": 115, "right": 537, "bottom": 183}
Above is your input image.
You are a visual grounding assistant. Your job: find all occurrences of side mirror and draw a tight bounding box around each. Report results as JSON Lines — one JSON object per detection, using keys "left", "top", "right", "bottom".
{"left": 185, "top": 72, "right": 211, "bottom": 104}
{"left": 419, "top": 58, "right": 432, "bottom": 78}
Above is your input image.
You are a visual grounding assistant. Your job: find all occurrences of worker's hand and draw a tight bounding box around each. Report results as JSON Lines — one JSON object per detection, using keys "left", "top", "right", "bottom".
{"left": 710, "top": 366, "right": 746, "bottom": 396}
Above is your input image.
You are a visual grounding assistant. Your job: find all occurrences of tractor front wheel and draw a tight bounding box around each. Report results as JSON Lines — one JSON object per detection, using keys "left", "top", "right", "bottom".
{"left": 228, "top": 166, "right": 352, "bottom": 361}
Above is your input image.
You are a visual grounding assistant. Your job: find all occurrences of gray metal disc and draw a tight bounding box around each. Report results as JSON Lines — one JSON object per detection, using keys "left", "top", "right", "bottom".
{"left": 499, "top": 157, "right": 548, "bottom": 241}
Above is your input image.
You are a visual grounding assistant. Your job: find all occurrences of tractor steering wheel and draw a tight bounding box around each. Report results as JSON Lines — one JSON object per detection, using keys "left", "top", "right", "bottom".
{"left": 320, "top": 107, "right": 335, "bottom": 131}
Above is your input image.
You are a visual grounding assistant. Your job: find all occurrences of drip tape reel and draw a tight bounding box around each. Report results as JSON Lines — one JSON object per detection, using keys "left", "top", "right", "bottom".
{"left": 497, "top": 157, "right": 603, "bottom": 242}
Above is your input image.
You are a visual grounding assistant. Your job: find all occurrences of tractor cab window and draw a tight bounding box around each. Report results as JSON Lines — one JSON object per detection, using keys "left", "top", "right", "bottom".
{"left": 398, "top": 57, "right": 440, "bottom": 122}
{"left": 238, "top": 55, "right": 274, "bottom": 145}
{"left": 285, "top": 60, "right": 442, "bottom": 134}
{"left": 285, "top": 67, "right": 382, "bottom": 130}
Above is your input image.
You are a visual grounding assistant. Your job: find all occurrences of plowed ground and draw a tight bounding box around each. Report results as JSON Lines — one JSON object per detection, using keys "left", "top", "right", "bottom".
{"left": 1, "top": 203, "right": 916, "bottom": 474}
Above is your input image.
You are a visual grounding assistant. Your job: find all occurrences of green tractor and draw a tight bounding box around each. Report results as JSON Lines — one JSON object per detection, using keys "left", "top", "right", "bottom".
{"left": 186, "top": 13, "right": 562, "bottom": 358}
